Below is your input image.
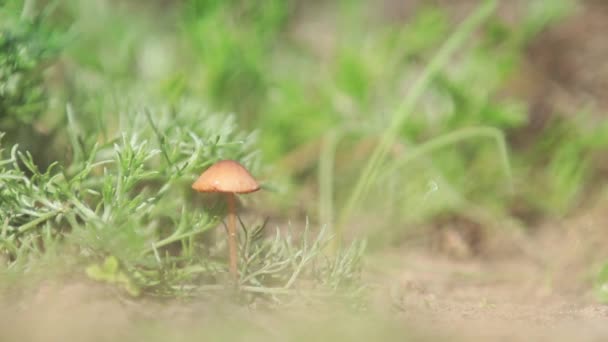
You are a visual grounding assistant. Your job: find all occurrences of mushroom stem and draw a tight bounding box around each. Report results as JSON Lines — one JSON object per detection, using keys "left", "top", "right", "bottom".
{"left": 226, "top": 192, "right": 238, "bottom": 280}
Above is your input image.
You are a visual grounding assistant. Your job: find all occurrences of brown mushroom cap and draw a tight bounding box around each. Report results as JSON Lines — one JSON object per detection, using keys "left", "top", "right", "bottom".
{"left": 192, "top": 160, "right": 260, "bottom": 194}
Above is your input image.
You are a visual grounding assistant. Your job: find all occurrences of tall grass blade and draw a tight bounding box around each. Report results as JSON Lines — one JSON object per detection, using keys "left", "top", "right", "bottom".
{"left": 337, "top": 0, "right": 498, "bottom": 235}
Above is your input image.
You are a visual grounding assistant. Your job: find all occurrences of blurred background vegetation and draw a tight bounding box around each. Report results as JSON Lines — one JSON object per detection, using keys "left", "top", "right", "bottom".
{"left": 2, "top": 0, "right": 608, "bottom": 296}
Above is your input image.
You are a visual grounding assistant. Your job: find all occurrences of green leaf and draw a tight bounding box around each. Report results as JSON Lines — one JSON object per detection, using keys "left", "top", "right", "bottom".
{"left": 85, "top": 256, "right": 141, "bottom": 297}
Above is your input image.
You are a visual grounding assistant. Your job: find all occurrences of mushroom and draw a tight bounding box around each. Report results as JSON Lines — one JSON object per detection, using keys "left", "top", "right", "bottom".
{"left": 192, "top": 160, "right": 260, "bottom": 280}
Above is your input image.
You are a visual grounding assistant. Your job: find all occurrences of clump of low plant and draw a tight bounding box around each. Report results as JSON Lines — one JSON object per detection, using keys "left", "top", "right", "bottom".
{"left": 0, "top": 101, "right": 364, "bottom": 299}
{"left": 237, "top": 220, "right": 365, "bottom": 301}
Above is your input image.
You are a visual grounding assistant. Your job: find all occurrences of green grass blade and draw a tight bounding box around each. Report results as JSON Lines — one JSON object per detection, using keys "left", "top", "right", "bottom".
{"left": 337, "top": 0, "right": 498, "bottom": 235}
{"left": 382, "top": 126, "right": 513, "bottom": 189}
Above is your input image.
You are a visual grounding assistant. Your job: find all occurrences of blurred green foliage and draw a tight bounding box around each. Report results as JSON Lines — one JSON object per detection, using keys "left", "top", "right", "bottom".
{"left": 0, "top": 3, "right": 58, "bottom": 128}
{"left": 182, "top": 0, "right": 291, "bottom": 114}
{"left": 595, "top": 262, "right": 608, "bottom": 303}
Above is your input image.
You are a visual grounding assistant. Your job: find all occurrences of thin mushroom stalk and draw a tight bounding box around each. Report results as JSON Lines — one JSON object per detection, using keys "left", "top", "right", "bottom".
{"left": 192, "top": 160, "right": 260, "bottom": 283}
{"left": 225, "top": 193, "right": 238, "bottom": 279}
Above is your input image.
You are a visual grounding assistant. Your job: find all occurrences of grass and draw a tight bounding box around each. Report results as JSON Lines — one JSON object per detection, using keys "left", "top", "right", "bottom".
{"left": 0, "top": 0, "right": 366, "bottom": 297}
{"left": 0, "top": 102, "right": 364, "bottom": 297}
{"left": 335, "top": 0, "right": 499, "bottom": 236}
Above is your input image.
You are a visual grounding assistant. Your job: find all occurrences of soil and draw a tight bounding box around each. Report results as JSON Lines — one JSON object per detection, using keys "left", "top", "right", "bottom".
{"left": 2, "top": 200, "right": 608, "bottom": 341}
{"left": 369, "top": 208, "right": 608, "bottom": 341}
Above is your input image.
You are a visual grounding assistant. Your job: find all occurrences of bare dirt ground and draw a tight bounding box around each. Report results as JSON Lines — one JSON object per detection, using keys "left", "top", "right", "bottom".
{"left": 2, "top": 201, "right": 607, "bottom": 341}
{"left": 369, "top": 200, "right": 608, "bottom": 340}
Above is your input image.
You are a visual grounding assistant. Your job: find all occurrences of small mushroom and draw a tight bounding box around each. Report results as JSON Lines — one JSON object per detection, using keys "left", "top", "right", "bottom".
{"left": 192, "top": 160, "right": 260, "bottom": 280}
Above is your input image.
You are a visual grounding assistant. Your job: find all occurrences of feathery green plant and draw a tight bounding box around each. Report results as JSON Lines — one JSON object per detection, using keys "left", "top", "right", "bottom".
{"left": 0, "top": 100, "right": 364, "bottom": 297}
